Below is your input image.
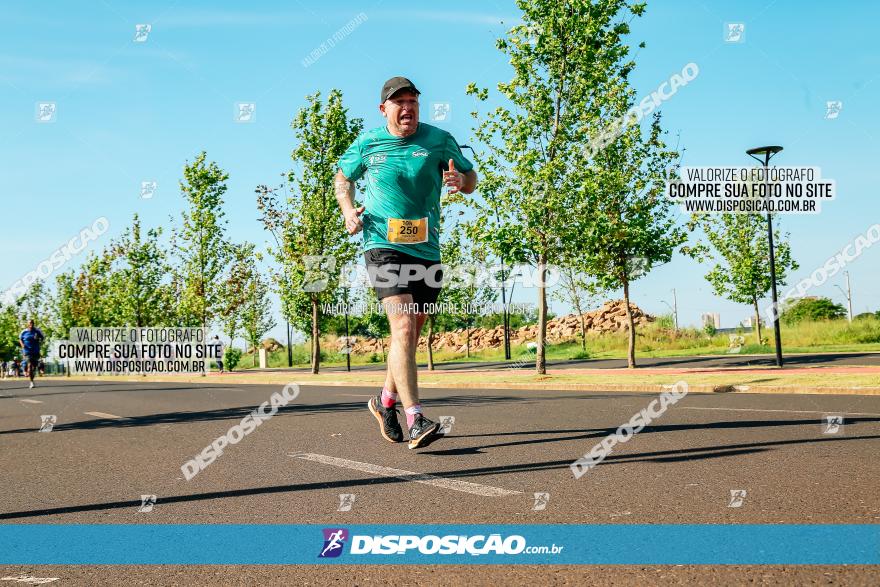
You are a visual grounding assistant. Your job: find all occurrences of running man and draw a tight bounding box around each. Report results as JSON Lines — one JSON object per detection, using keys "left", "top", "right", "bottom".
{"left": 212, "top": 335, "right": 225, "bottom": 373}
{"left": 19, "top": 319, "right": 45, "bottom": 389}
{"left": 335, "top": 76, "right": 477, "bottom": 449}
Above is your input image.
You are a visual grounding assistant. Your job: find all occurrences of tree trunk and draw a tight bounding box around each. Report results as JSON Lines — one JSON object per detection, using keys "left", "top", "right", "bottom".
{"left": 570, "top": 271, "right": 586, "bottom": 352}
{"left": 466, "top": 326, "right": 470, "bottom": 358}
{"left": 427, "top": 315, "right": 435, "bottom": 371}
{"left": 311, "top": 297, "right": 320, "bottom": 374}
{"left": 753, "top": 298, "right": 763, "bottom": 346}
{"left": 536, "top": 253, "right": 547, "bottom": 374}
{"left": 579, "top": 314, "right": 587, "bottom": 352}
{"left": 623, "top": 279, "right": 636, "bottom": 368}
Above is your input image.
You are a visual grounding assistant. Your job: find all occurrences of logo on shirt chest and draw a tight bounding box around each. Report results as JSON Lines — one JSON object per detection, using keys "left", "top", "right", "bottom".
{"left": 368, "top": 154, "right": 387, "bottom": 165}
{"left": 411, "top": 149, "right": 429, "bottom": 158}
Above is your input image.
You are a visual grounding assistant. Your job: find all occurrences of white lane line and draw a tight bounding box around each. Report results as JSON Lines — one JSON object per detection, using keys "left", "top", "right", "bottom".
{"left": 84, "top": 411, "right": 124, "bottom": 419}
{"left": 291, "top": 452, "right": 521, "bottom": 498}
{"left": 19, "top": 399, "right": 42, "bottom": 404}
{"left": 1, "top": 576, "right": 59, "bottom": 584}
{"left": 681, "top": 406, "right": 880, "bottom": 417}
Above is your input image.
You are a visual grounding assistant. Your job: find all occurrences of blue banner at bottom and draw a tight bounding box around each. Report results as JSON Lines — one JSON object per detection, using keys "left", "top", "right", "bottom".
{"left": 0, "top": 524, "right": 877, "bottom": 565}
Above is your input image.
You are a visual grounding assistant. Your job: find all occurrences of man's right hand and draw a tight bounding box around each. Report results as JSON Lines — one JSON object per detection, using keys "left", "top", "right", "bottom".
{"left": 345, "top": 205, "right": 366, "bottom": 235}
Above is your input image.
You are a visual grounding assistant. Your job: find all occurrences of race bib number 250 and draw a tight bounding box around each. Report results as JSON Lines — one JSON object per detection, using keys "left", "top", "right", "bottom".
{"left": 387, "top": 217, "right": 428, "bottom": 244}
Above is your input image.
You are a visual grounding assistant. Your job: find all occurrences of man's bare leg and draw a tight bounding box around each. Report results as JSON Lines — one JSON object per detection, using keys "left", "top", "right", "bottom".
{"left": 26, "top": 359, "right": 36, "bottom": 388}
{"left": 382, "top": 308, "right": 428, "bottom": 401}
{"left": 382, "top": 294, "right": 427, "bottom": 410}
{"left": 381, "top": 294, "right": 440, "bottom": 448}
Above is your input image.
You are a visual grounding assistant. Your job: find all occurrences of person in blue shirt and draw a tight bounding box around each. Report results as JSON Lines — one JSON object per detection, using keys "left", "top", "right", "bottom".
{"left": 20, "top": 319, "right": 45, "bottom": 389}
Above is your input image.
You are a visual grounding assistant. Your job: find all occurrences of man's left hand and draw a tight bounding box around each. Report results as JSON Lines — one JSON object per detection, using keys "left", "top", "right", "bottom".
{"left": 442, "top": 159, "right": 464, "bottom": 193}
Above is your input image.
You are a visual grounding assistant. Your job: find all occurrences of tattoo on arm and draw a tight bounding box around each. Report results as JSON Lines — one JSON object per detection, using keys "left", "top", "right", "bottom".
{"left": 335, "top": 172, "right": 355, "bottom": 208}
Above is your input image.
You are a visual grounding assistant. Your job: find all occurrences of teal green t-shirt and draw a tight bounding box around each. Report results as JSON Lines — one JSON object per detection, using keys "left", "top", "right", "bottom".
{"left": 337, "top": 122, "right": 474, "bottom": 261}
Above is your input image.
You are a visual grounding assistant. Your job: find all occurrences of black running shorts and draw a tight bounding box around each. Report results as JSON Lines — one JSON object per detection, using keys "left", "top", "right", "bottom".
{"left": 364, "top": 248, "right": 443, "bottom": 314}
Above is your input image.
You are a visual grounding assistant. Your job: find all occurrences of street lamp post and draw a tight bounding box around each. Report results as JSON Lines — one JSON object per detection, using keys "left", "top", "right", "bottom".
{"left": 746, "top": 145, "right": 784, "bottom": 367}
{"left": 846, "top": 271, "right": 853, "bottom": 322}
{"left": 661, "top": 288, "right": 679, "bottom": 330}
{"left": 459, "top": 145, "right": 511, "bottom": 360}
{"left": 834, "top": 271, "right": 853, "bottom": 322}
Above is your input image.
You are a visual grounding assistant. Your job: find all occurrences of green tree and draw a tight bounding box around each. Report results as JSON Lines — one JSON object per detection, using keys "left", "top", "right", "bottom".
{"left": 218, "top": 242, "right": 258, "bottom": 346}
{"left": 257, "top": 89, "right": 362, "bottom": 374}
{"left": 223, "top": 347, "right": 242, "bottom": 371}
{"left": 552, "top": 261, "right": 603, "bottom": 352}
{"left": 464, "top": 0, "right": 646, "bottom": 373}
{"left": 239, "top": 261, "right": 276, "bottom": 367}
{"left": 781, "top": 297, "right": 846, "bottom": 324}
{"left": 0, "top": 303, "right": 22, "bottom": 360}
{"left": 53, "top": 271, "right": 76, "bottom": 339}
{"left": 17, "top": 281, "right": 56, "bottom": 337}
{"left": 72, "top": 254, "right": 109, "bottom": 326}
{"left": 686, "top": 213, "right": 797, "bottom": 344}
{"left": 580, "top": 113, "right": 684, "bottom": 368}
{"left": 177, "top": 152, "right": 230, "bottom": 329}
{"left": 106, "top": 214, "right": 175, "bottom": 327}
{"left": 431, "top": 221, "right": 496, "bottom": 364}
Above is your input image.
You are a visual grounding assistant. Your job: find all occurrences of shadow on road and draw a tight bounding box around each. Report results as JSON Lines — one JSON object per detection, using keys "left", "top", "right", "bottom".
{"left": 424, "top": 417, "right": 880, "bottom": 455}
{"left": 0, "top": 394, "right": 551, "bottom": 435}
{"left": 0, "top": 384, "right": 244, "bottom": 400}
{"left": 1, "top": 432, "right": 877, "bottom": 520}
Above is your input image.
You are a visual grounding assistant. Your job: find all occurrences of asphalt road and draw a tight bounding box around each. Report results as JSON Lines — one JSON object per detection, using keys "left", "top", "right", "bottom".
{"left": 259, "top": 351, "right": 880, "bottom": 373}
{"left": 1, "top": 379, "right": 879, "bottom": 585}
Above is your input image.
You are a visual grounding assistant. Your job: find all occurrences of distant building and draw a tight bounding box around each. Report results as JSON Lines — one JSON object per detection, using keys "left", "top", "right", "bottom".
{"left": 701, "top": 312, "right": 721, "bottom": 329}
{"left": 742, "top": 316, "right": 761, "bottom": 328}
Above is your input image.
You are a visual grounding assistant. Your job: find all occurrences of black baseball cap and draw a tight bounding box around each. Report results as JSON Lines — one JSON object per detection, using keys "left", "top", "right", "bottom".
{"left": 380, "top": 76, "right": 420, "bottom": 103}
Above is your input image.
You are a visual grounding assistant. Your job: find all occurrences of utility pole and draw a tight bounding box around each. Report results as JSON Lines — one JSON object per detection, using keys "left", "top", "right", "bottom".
{"left": 671, "top": 288, "right": 679, "bottom": 331}
{"left": 836, "top": 272, "right": 853, "bottom": 322}
{"left": 846, "top": 271, "right": 853, "bottom": 323}
{"left": 661, "top": 289, "right": 679, "bottom": 331}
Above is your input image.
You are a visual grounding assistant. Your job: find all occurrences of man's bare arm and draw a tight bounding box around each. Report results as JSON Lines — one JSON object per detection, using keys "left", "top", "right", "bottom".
{"left": 335, "top": 169, "right": 364, "bottom": 235}
{"left": 443, "top": 162, "right": 478, "bottom": 195}
{"left": 461, "top": 169, "right": 477, "bottom": 194}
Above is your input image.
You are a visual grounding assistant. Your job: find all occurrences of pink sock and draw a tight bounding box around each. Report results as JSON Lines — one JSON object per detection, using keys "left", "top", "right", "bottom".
{"left": 405, "top": 404, "right": 422, "bottom": 428}
{"left": 380, "top": 387, "right": 398, "bottom": 408}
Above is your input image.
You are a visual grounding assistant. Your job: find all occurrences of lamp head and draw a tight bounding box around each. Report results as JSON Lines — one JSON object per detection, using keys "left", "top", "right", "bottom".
{"left": 746, "top": 145, "right": 783, "bottom": 156}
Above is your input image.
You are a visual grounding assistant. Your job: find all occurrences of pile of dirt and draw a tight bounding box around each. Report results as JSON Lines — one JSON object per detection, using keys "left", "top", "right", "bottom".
{"left": 260, "top": 338, "right": 285, "bottom": 352}
{"left": 333, "top": 300, "right": 652, "bottom": 354}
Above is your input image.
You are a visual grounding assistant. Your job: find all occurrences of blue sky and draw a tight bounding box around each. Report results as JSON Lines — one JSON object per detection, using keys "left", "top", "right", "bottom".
{"left": 1, "top": 0, "right": 878, "bottom": 341}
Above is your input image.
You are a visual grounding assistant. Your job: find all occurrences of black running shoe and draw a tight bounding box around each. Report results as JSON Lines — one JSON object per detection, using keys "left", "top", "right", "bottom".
{"left": 408, "top": 414, "right": 441, "bottom": 450}
{"left": 368, "top": 395, "right": 404, "bottom": 443}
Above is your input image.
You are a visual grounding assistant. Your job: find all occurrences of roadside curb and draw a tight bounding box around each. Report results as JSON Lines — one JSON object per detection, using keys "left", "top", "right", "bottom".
{"left": 38, "top": 376, "right": 880, "bottom": 396}
{"left": 289, "top": 380, "right": 880, "bottom": 396}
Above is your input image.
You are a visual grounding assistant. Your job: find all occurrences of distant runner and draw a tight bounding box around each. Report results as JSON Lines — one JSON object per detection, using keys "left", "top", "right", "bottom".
{"left": 335, "top": 76, "right": 477, "bottom": 449}
{"left": 20, "top": 319, "right": 45, "bottom": 389}
{"left": 213, "top": 335, "right": 225, "bottom": 373}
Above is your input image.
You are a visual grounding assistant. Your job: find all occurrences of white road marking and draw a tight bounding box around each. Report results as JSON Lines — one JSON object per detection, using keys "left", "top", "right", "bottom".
{"left": 19, "top": 399, "right": 42, "bottom": 404}
{"left": 1, "top": 576, "right": 59, "bottom": 584}
{"left": 292, "top": 452, "right": 521, "bottom": 497}
{"left": 681, "top": 406, "right": 880, "bottom": 417}
{"left": 84, "top": 411, "right": 124, "bottom": 419}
